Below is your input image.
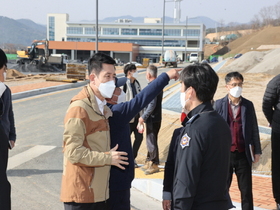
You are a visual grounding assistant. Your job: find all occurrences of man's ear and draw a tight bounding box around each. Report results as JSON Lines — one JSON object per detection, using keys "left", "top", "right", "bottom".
{"left": 89, "top": 73, "right": 96, "bottom": 83}
{"left": 188, "top": 86, "right": 194, "bottom": 98}
{"left": 225, "top": 85, "right": 230, "bottom": 91}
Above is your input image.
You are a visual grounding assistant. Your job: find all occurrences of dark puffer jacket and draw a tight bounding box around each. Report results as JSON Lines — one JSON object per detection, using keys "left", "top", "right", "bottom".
{"left": 0, "top": 85, "right": 16, "bottom": 141}
{"left": 262, "top": 74, "right": 280, "bottom": 133}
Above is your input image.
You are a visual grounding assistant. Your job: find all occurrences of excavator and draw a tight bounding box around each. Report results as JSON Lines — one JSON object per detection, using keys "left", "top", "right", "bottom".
{"left": 16, "top": 39, "right": 64, "bottom": 72}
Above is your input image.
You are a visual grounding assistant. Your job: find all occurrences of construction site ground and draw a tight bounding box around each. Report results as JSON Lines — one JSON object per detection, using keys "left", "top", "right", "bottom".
{"left": 205, "top": 26, "right": 280, "bottom": 59}
{"left": 6, "top": 62, "right": 278, "bottom": 209}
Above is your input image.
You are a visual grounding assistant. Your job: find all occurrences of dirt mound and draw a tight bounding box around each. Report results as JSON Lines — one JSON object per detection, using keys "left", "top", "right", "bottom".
{"left": 247, "top": 48, "right": 280, "bottom": 74}
{"left": 6, "top": 69, "right": 26, "bottom": 79}
{"left": 219, "top": 51, "right": 265, "bottom": 73}
{"left": 227, "top": 26, "right": 280, "bottom": 55}
{"left": 220, "top": 48, "right": 280, "bottom": 74}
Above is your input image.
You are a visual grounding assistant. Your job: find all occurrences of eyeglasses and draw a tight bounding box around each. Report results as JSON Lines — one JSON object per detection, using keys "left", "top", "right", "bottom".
{"left": 227, "top": 82, "right": 243, "bottom": 87}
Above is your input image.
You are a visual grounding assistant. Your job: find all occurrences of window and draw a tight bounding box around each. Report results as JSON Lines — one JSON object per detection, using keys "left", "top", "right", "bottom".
{"left": 67, "top": 27, "right": 83, "bottom": 34}
{"left": 94, "top": 39, "right": 184, "bottom": 47}
{"left": 85, "top": 27, "right": 95, "bottom": 35}
{"left": 103, "top": 28, "right": 119, "bottom": 35}
{"left": 121, "top": 28, "right": 137, "bottom": 35}
{"left": 67, "top": 38, "right": 81, "bottom": 42}
{"left": 183, "top": 29, "right": 200, "bottom": 37}
{"left": 164, "top": 29, "right": 181, "bottom": 36}
{"left": 139, "top": 29, "right": 162, "bottom": 36}
{"left": 48, "top": 16, "right": 55, "bottom": 41}
{"left": 188, "top": 40, "right": 199, "bottom": 47}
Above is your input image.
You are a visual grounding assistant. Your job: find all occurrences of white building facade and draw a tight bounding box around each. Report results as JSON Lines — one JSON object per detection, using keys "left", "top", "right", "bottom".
{"left": 47, "top": 13, "right": 205, "bottom": 62}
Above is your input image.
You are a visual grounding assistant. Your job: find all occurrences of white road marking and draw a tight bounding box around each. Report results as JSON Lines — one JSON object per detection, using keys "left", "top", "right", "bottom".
{"left": 7, "top": 145, "right": 56, "bottom": 170}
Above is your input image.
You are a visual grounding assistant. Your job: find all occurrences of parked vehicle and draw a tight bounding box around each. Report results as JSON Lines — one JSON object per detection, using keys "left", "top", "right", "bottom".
{"left": 210, "top": 57, "right": 218, "bottom": 63}
{"left": 125, "top": 61, "right": 142, "bottom": 66}
{"left": 163, "top": 50, "right": 177, "bottom": 68}
{"left": 234, "top": 53, "right": 242, "bottom": 59}
{"left": 189, "top": 52, "right": 199, "bottom": 63}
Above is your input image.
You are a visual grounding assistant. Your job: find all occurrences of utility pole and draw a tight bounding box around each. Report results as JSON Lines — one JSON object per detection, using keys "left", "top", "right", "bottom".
{"left": 161, "top": 0, "right": 165, "bottom": 63}
{"left": 184, "top": 16, "right": 188, "bottom": 61}
{"left": 96, "top": 0, "right": 98, "bottom": 53}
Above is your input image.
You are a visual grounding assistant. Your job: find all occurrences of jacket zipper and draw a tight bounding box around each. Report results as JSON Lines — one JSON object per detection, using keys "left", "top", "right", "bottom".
{"left": 104, "top": 115, "right": 110, "bottom": 201}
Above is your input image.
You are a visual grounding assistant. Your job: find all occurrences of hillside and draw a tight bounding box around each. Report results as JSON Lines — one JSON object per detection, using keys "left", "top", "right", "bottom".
{"left": 16, "top": 19, "right": 46, "bottom": 34}
{"left": 0, "top": 16, "right": 46, "bottom": 46}
{"left": 206, "top": 29, "right": 254, "bottom": 41}
{"left": 226, "top": 26, "right": 280, "bottom": 55}
{"left": 207, "top": 26, "right": 280, "bottom": 56}
{"left": 205, "top": 26, "right": 280, "bottom": 60}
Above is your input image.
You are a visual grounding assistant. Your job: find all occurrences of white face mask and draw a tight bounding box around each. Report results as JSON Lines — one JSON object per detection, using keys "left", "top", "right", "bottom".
{"left": 229, "top": 86, "right": 242, "bottom": 98}
{"left": 3, "top": 72, "right": 6, "bottom": 81}
{"left": 180, "top": 88, "right": 190, "bottom": 108}
{"left": 117, "top": 90, "right": 126, "bottom": 104}
{"left": 0, "top": 82, "right": 6, "bottom": 97}
{"left": 132, "top": 71, "right": 138, "bottom": 78}
{"left": 98, "top": 80, "right": 116, "bottom": 98}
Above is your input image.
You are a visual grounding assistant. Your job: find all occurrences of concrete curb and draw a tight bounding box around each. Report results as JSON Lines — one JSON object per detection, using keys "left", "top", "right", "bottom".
{"left": 132, "top": 179, "right": 269, "bottom": 210}
{"left": 132, "top": 179, "right": 163, "bottom": 201}
{"left": 12, "top": 80, "right": 89, "bottom": 100}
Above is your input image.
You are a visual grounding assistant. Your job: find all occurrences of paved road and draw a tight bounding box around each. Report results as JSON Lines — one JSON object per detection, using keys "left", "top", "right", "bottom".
{"left": 7, "top": 65, "right": 185, "bottom": 210}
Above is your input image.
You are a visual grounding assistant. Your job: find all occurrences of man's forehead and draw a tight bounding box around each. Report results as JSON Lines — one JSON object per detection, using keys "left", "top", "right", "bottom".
{"left": 100, "top": 64, "right": 116, "bottom": 73}
{"left": 230, "top": 77, "right": 242, "bottom": 82}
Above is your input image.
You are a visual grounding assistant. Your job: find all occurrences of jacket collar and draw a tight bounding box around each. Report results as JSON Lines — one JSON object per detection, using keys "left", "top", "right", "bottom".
{"left": 182, "top": 101, "right": 213, "bottom": 126}
{"left": 223, "top": 94, "right": 243, "bottom": 103}
{"left": 71, "top": 84, "right": 112, "bottom": 119}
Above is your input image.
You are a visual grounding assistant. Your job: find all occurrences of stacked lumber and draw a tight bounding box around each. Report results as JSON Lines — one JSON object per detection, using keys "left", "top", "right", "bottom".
{"left": 66, "top": 63, "right": 87, "bottom": 80}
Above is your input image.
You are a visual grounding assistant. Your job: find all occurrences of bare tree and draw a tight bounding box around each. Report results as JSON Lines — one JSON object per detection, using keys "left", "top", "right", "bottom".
{"left": 228, "top": 22, "right": 238, "bottom": 31}
{"left": 274, "top": 1, "right": 280, "bottom": 26}
{"left": 4, "top": 44, "right": 17, "bottom": 54}
{"left": 251, "top": 14, "right": 261, "bottom": 30}
{"left": 259, "top": 6, "right": 274, "bottom": 26}
{"left": 217, "top": 19, "right": 225, "bottom": 40}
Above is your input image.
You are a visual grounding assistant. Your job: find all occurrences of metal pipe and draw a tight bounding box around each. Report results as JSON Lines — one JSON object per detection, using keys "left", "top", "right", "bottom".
{"left": 184, "top": 16, "right": 188, "bottom": 61}
{"left": 96, "top": 0, "right": 98, "bottom": 53}
{"left": 161, "top": 0, "right": 165, "bottom": 62}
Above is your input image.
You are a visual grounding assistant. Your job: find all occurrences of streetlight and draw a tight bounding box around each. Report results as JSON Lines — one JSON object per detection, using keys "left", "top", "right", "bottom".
{"left": 161, "top": 0, "right": 173, "bottom": 63}
{"left": 184, "top": 16, "right": 188, "bottom": 62}
{"left": 96, "top": 0, "right": 98, "bottom": 53}
{"left": 161, "top": 0, "right": 166, "bottom": 61}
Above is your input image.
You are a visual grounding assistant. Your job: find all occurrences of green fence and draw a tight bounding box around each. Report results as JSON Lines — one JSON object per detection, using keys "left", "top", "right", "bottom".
{"left": 6, "top": 54, "right": 17, "bottom": 60}
{"left": 209, "top": 55, "right": 221, "bottom": 61}
{"left": 209, "top": 54, "right": 236, "bottom": 60}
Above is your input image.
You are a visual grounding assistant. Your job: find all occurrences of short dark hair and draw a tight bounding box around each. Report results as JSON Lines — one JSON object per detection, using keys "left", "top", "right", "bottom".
{"left": 179, "top": 63, "right": 219, "bottom": 102}
{"left": 123, "top": 63, "right": 136, "bottom": 76}
{"left": 87, "top": 52, "right": 116, "bottom": 75}
{"left": 147, "top": 65, "right": 158, "bottom": 77}
{"left": 225, "top": 71, "right": 244, "bottom": 84}
{"left": 0, "top": 49, "right": 7, "bottom": 69}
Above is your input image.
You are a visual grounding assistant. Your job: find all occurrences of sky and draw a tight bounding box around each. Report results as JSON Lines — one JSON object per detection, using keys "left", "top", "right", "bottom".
{"left": 1, "top": 0, "right": 279, "bottom": 25}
